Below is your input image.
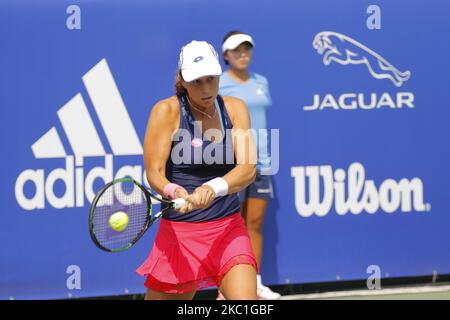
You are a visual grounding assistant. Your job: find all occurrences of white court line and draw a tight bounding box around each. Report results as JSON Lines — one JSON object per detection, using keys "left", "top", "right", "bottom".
{"left": 280, "top": 284, "right": 450, "bottom": 300}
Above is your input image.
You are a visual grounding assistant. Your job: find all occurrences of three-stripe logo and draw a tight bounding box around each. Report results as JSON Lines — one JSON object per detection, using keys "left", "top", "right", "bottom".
{"left": 15, "top": 59, "right": 147, "bottom": 211}
{"left": 31, "top": 59, "right": 142, "bottom": 162}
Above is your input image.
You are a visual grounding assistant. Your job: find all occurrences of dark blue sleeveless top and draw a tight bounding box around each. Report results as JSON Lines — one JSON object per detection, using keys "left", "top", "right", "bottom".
{"left": 162, "top": 94, "right": 241, "bottom": 222}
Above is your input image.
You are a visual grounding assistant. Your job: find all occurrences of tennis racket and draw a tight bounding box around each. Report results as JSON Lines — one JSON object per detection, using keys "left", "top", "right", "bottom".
{"left": 89, "top": 177, "right": 185, "bottom": 252}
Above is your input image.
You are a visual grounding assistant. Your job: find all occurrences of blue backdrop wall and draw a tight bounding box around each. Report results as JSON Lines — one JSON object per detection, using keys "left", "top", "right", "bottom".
{"left": 1, "top": 0, "right": 449, "bottom": 299}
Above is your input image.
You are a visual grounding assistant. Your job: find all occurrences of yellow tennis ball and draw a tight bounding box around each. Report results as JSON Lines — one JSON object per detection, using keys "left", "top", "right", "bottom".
{"left": 109, "top": 211, "right": 129, "bottom": 232}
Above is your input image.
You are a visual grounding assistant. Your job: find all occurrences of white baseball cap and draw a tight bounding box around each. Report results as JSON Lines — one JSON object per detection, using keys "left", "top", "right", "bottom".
{"left": 178, "top": 40, "right": 222, "bottom": 82}
{"left": 222, "top": 33, "right": 255, "bottom": 53}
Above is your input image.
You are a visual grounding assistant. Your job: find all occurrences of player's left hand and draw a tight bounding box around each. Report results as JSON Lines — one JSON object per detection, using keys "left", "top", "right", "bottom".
{"left": 191, "top": 185, "right": 216, "bottom": 209}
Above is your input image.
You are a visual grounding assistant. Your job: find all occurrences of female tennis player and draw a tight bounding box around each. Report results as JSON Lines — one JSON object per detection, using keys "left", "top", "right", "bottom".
{"left": 218, "top": 31, "right": 281, "bottom": 300}
{"left": 136, "top": 40, "right": 258, "bottom": 300}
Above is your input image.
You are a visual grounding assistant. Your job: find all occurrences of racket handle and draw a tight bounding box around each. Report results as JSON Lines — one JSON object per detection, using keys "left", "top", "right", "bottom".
{"left": 172, "top": 198, "right": 186, "bottom": 209}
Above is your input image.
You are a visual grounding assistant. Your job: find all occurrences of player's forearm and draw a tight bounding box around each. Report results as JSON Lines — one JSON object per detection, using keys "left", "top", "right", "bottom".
{"left": 223, "top": 163, "right": 256, "bottom": 194}
{"left": 146, "top": 166, "right": 171, "bottom": 196}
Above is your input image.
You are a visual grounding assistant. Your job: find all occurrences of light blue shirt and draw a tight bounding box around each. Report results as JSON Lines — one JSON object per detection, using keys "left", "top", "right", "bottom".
{"left": 219, "top": 71, "right": 272, "bottom": 172}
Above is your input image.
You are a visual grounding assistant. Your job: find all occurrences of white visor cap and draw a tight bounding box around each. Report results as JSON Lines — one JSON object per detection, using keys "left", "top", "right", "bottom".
{"left": 222, "top": 34, "right": 255, "bottom": 53}
{"left": 179, "top": 41, "right": 222, "bottom": 82}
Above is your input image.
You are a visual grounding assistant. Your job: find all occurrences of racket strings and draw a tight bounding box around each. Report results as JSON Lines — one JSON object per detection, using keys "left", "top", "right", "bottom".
{"left": 92, "top": 180, "right": 151, "bottom": 251}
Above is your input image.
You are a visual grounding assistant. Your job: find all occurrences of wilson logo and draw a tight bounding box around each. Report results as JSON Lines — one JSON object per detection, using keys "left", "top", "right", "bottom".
{"left": 291, "top": 162, "right": 430, "bottom": 217}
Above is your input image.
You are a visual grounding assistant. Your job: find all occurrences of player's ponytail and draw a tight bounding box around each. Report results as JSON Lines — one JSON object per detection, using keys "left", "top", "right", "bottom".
{"left": 174, "top": 69, "right": 187, "bottom": 96}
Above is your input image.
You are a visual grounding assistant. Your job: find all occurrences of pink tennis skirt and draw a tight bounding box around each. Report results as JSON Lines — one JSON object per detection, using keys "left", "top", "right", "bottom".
{"left": 135, "top": 212, "right": 257, "bottom": 294}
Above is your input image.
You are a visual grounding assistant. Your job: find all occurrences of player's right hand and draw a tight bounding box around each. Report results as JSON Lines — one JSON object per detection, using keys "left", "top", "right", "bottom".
{"left": 174, "top": 188, "right": 196, "bottom": 214}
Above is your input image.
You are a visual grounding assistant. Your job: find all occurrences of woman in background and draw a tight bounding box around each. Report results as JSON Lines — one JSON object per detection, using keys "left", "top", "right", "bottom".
{"left": 218, "top": 31, "right": 280, "bottom": 300}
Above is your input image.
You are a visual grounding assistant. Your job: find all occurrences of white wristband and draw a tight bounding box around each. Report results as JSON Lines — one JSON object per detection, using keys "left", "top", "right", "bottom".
{"left": 203, "top": 177, "right": 229, "bottom": 197}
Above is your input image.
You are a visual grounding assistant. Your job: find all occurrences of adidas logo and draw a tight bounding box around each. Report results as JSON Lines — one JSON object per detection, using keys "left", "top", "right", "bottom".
{"left": 15, "top": 59, "right": 147, "bottom": 210}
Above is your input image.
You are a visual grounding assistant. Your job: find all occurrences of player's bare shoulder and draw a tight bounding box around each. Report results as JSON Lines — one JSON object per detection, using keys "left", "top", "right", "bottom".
{"left": 151, "top": 96, "right": 179, "bottom": 117}
{"left": 222, "top": 95, "right": 249, "bottom": 125}
{"left": 149, "top": 96, "right": 180, "bottom": 130}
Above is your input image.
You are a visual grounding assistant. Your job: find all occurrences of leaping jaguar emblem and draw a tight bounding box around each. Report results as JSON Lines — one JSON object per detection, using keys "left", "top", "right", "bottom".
{"left": 313, "top": 31, "right": 411, "bottom": 87}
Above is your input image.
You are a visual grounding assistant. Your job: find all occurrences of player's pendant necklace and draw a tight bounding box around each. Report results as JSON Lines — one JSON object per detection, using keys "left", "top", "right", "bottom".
{"left": 187, "top": 96, "right": 216, "bottom": 119}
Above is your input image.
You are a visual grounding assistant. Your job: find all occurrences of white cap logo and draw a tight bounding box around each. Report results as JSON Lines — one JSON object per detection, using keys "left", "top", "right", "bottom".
{"left": 193, "top": 56, "right": 204, "bottom": 63}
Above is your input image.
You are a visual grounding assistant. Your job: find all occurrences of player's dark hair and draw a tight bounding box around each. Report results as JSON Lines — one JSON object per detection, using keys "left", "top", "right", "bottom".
{"left": 174, "top": 69, "right": 187, "bottom": 96}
